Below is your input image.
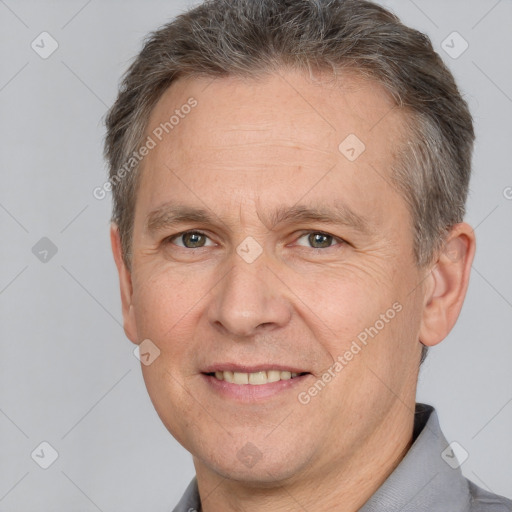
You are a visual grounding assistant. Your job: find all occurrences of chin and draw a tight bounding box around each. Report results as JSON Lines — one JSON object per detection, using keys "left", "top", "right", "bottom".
{"left": 207, "top": 462, "right": 304, "bottom": 487}
{"left": 192, "top": 436, "right": 316, "bottom": 486}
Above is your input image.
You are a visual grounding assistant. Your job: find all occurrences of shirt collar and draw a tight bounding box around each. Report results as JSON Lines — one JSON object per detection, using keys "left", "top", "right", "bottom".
{"left": 172, "top": 403, "right": 471, "bottom": 512}
{"left": 359, "top": 402, "right": 471, "bottom": 511}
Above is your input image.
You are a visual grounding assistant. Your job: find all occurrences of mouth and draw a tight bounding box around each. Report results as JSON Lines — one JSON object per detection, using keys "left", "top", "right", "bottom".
{"left": 200, "top": 365, "right": 311, "bottom": 401}
{"left": 204, "top": 370, "right": 309, "bottom": 385}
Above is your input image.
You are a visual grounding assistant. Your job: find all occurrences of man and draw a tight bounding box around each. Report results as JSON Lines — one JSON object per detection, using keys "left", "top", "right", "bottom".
{"left": 104, "top": 0, "right": 511, "bottom": 510}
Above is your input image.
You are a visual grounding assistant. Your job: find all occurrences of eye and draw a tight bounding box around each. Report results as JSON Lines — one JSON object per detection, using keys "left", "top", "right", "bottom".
{"left": 295, "top": 231, "right": 344, "bottom": 249}
{"left": 168, "top": 231, "right": 215, "bottom": 249}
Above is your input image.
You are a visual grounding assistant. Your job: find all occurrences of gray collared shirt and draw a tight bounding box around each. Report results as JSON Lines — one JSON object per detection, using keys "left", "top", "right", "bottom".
{"left": 172, "top": 403, "right": 511, "bottom": 511}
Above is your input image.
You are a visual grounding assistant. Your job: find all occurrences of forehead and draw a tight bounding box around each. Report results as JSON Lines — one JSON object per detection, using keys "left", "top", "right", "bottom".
{"left": 136, "top": 69, "right": 409, "bottom": 228}
{"left": 145, "top": 69, "right": 402, "bottom": 159}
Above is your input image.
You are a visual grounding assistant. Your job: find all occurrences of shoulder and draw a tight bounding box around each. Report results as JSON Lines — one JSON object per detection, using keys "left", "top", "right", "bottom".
{"left": 468, "top": 480, "right": 512, "bottom": 512}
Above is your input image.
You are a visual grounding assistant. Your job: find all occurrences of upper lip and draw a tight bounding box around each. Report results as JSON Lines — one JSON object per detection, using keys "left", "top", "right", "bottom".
{"left": 201, "top": 363, "right": 310, "bottom": 374}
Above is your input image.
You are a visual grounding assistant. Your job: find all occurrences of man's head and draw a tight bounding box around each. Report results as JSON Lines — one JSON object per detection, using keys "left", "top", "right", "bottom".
{"left": 105, "top": 0, "right": 475, "bottom": 495}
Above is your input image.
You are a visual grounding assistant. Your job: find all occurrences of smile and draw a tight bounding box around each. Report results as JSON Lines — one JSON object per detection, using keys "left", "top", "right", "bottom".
{"left": 207, "top": 370, "right": 307, "bottom": 385}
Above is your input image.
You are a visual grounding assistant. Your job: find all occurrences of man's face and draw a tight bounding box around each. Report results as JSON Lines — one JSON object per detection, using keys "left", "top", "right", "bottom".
{"left": 120, "top": 70, "right": 428, "bottom": 483}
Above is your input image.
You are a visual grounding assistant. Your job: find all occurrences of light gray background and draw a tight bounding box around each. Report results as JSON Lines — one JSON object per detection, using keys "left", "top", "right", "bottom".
{"left": 0, "top": 0, "right": 511, "bottom": 510}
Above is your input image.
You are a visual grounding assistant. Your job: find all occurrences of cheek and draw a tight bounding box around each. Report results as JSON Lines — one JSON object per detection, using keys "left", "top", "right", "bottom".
{"left": 131, "top": 267, "right": 203, "bottom": 350}
{"left": 297, "top": 264, "right": 421, "bottom": 378}
{"left": 133, "top": 270, "right": 206, "bottom": 436}
{"left": 287, "top": 264, "right": 394, "bottom": 336}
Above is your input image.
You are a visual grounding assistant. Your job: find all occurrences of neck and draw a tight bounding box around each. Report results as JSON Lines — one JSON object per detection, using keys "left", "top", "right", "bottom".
{"left": 194, "top": 400, "right": 416, "bottom": 512}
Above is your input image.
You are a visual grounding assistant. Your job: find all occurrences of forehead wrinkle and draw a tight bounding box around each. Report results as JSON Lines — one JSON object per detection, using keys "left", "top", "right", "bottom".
{"left": 211, "top": 140, "right": 333, "bottom": 156}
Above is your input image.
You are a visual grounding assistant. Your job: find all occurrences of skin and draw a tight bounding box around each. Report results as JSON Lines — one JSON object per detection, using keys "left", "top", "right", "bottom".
{"left": 111, "top": 69, "right": 476, "bottom": 511}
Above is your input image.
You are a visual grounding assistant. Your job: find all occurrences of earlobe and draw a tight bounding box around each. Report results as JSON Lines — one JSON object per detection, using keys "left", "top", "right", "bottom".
{"left": 110, "top": 224, "right": 138, "bottom": 344}
{"left": 419, "top": 223, "right": 476, "bottom": 347}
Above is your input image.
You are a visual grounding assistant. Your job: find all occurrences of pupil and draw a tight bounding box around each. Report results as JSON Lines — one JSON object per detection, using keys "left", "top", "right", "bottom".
{"left": 185, "top": 232, "right": 204, "bottom": 248}
{"left": 310, "top": 233, "right": 331, "bottom": 248}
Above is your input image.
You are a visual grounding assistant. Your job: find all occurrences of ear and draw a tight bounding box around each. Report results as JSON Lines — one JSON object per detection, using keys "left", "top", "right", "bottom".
{"left": 419, "top": 222, "right": 476, "bottom": 347}
{"left": 110, "top": 223, "right": 138, "bottom": 344}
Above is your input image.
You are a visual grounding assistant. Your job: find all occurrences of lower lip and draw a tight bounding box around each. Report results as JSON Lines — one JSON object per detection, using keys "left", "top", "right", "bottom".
{"left": 201, "top": 373, "right": 311, "bottom": 401}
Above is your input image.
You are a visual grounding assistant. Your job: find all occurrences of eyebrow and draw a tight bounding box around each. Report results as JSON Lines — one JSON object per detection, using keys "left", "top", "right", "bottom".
{"left": 145, "top": 201, "right": 373, "bottom": 236}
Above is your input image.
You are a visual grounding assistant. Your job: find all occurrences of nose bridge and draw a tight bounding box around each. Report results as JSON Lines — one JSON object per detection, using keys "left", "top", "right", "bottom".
{"left": 208, "top": 247, "right": 290, "bottom": 337}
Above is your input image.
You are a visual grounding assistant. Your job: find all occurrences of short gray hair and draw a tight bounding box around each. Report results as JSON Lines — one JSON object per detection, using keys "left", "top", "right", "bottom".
{"left": 104, "top": 0, "right": 475, "bottom": 365}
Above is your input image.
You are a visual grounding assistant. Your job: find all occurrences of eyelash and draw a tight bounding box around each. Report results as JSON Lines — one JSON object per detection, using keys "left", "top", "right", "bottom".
{"left": 165, "top": 230, "right": 346, "bottom": 250}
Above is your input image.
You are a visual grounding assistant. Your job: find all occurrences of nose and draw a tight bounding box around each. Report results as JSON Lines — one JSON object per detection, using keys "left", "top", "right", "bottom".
{"left": 207, "top": 252, "right": 292, "bottom": 338}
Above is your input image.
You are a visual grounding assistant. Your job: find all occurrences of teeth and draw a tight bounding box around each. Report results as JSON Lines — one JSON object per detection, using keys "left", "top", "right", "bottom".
{"left": 248, "top": 371, "right": 267, "bottom": 385}
{"left": 233, "top": 372, "right": 249, "bottom": 385}
{"left": 212, "top": 370, "right": 303, "bottom": 385}
{"left": 267, "top": 370, "right": 281, "bottom": 383}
